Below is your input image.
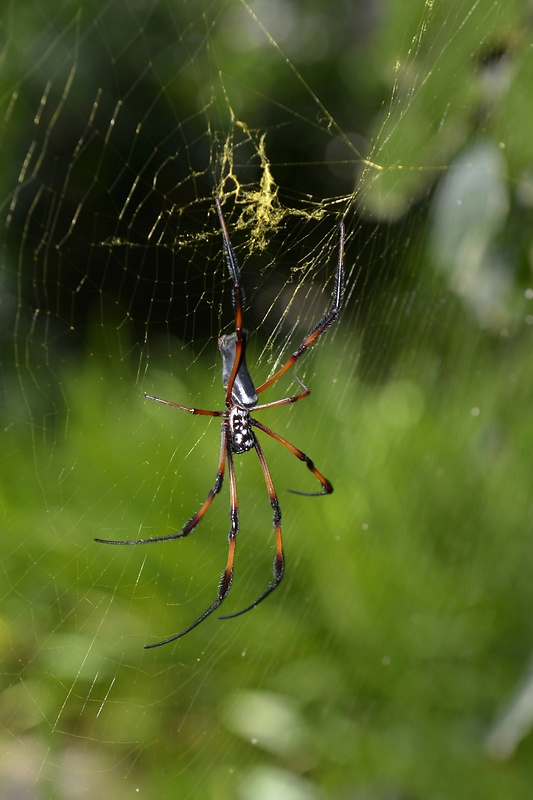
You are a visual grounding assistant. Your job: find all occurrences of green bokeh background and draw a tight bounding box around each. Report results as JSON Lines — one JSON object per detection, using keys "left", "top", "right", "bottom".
{"left": 1, "top": 1, "right": 533, "bottom": 798}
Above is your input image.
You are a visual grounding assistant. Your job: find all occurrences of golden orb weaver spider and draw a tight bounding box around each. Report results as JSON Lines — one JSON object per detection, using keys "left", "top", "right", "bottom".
{"left": 95, "top": 198, "right": 345, "bottom": 647}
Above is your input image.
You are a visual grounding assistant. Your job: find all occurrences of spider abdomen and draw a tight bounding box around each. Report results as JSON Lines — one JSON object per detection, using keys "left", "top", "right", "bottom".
{"left": 229, "top": 407, "right": 255, "bottom": 454}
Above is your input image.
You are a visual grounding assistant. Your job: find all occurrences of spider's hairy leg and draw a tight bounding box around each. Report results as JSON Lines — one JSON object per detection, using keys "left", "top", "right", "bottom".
{"left": 214, "top": 197, "right": 241, "bottom": 298}
{"left": 253, "top": 373, "right": 310, "bottom": 412}
{"left": 142, "top": 393, "right": 225, "bottom": 416}
{"left": 255, "top": 218, "right": 345, "bottom": 396}
{"left": 144, "top": 434, "right": 239, "bottom": 647}
{"left": 214, "top": 197, "right": 247, "bottom": 407}
{"left": 220, "top": 437, "right": 284, "bottom": 621}
{"left": 251, "top": 419, "right": 333, "bottom": 496}
{"left": 94, "top": 424, "right": 227, "bottom": 546}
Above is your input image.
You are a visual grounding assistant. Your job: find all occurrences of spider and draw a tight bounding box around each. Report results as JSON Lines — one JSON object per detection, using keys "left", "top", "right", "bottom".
{"left": 96, "top": 198, "right": 345, "bottom": 648}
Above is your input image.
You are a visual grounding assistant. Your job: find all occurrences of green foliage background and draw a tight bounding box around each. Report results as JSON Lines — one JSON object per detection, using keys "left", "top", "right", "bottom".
{"left": 1, "top": 1, "right": 533, "bottom": 798}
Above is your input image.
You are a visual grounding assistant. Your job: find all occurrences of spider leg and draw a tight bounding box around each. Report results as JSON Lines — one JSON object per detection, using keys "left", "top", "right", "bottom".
{"left": 220, "top": 436, "right": 284, "bottom": 621}
{"left": 144, "top": 429, "right": 239, "bottom": 647}
{"left": 95, "top": 422, "right": 227, "bottom": 546}
{"left": 215, "top": 197, "right": 247, "bottom": 406}
{"left": 253, "top": 373, "right": 310, "bottom": 411}
{"left": 215, "top": 197, "right": 242, "bottom": 294}
{"left": 251, "top": 418, "right": 333, "bottom": 496}
{"left": 255, "top": 219, "right": 345, "bottom": 396}
{"left": 142, "top": 392, "right": 225, "bottom": 416}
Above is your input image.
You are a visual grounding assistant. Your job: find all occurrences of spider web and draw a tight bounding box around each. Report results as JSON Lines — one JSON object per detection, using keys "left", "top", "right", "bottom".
{"left": 2, "top": 0, "right": 533, "bottom": 797}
